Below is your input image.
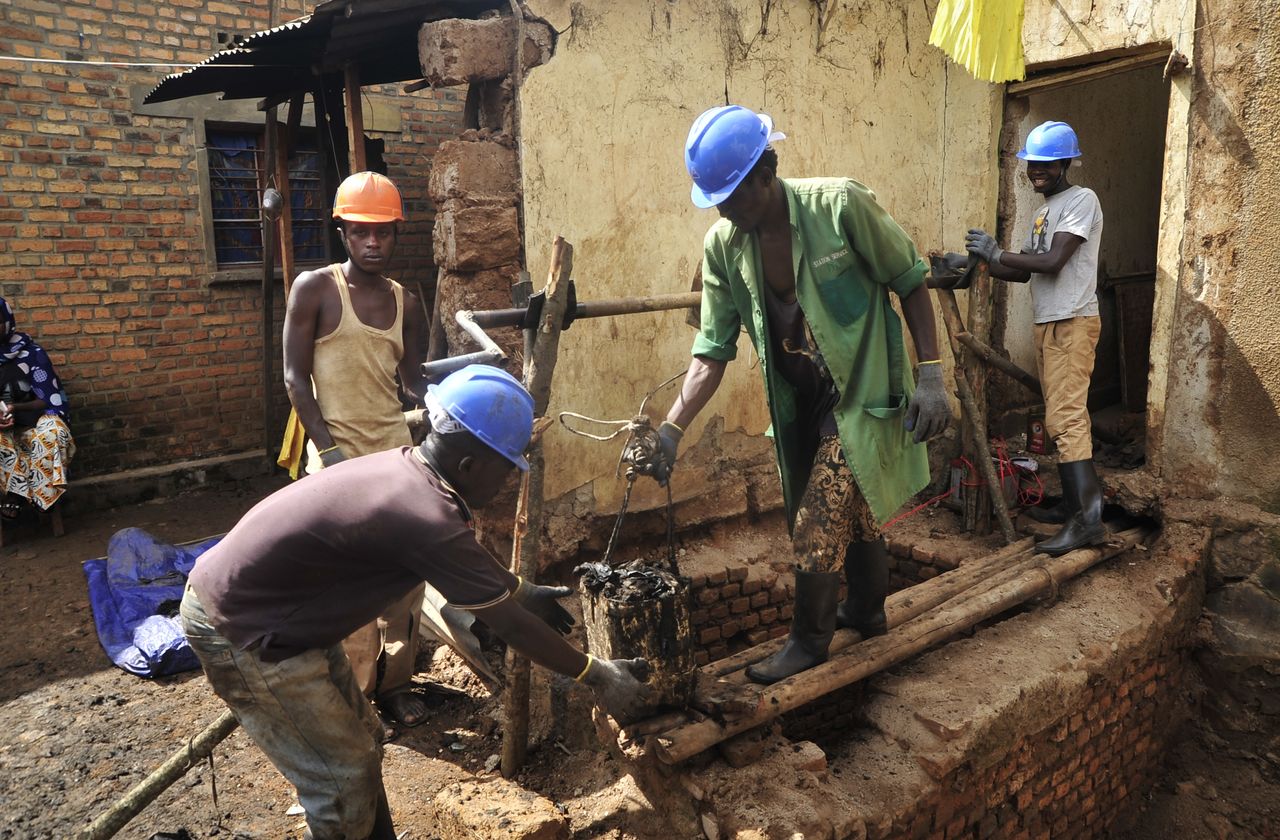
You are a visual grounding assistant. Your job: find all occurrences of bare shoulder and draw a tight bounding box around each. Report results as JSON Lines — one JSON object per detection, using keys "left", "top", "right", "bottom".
{"left": 291, "top": 266, "right": 336, "bottom": 300}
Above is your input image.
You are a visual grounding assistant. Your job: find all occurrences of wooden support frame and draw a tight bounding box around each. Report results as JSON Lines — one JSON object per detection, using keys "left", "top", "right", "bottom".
{"left": 344, "top": 63, "right": 366, "bottom": 173}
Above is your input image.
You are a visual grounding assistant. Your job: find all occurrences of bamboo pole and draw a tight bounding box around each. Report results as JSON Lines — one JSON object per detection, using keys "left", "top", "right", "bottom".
{"left": 937, "top": 288, "right": 1017, "bottom": 543}
{"left": 703, "top": 537, "right": 1035, "bottom": 680}
{"left": 77, "top": 710, "right": 239, "bottom": 840}
{"left": 651, "top": 528, "right": 1147, "bottom": 764}
{"left": 501, "top": 236, "right": 574, "bottom": 777}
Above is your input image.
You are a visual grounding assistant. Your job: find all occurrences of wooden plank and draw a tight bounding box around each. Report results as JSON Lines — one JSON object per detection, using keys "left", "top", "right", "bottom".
{"left": 261, "top": 108, "right": 280, "bottom": 458}
{"left": 1007, "top": 49, "right": 1169, "bottom": 97}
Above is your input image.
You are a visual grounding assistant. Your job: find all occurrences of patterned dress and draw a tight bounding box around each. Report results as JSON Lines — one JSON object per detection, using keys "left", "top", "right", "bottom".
{"left": 0, "top": 298, "right": 74, "bottom": 511}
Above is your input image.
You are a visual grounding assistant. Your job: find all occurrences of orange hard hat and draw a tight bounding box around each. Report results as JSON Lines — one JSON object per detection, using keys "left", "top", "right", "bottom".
{"left": 332, "top": 171, "right": 404, "bottom": 223}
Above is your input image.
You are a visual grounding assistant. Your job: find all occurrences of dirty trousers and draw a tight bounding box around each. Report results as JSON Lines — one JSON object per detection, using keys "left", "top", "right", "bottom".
{"left": 791, "top": 434, "right": 882, "bottom": 572}
{"left": 1034, "top": 316, "right": 1101, "bottom": 462}
{"left": 180, "top": 586, "right": 385, "bottom": 840}
{"left": 343, "top": 583, "right": 426, "bottom": 701}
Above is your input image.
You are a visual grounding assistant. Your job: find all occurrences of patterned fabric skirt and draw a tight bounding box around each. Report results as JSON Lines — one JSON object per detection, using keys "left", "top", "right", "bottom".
{"left": 1, "top": 415, "right": 74, "bottom": 510}
{"left": 791, "top": 433, "right": 882, "bottom": 573}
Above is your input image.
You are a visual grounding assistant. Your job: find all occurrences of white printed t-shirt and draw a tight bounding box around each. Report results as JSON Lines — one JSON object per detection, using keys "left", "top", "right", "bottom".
{"left": 1024, "top": 185, "right": 1104, "bottom": 324}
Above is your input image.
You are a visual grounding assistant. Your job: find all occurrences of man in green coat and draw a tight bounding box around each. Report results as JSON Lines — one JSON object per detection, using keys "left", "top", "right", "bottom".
{"left": 652, "top": 105, "right": 951, "bottom": 684}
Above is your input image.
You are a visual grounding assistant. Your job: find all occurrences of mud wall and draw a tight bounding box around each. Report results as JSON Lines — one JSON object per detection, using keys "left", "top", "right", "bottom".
{"left": 517, "top": 0, "right": 999, "bottom": 534}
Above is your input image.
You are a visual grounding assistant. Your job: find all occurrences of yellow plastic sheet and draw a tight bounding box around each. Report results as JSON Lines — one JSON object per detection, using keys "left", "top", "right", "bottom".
{"left": 929, "top": 0, "right": 1026, "bottom": 84}
{"left": 276, "top": 407, "right": 306, "bottom": 480}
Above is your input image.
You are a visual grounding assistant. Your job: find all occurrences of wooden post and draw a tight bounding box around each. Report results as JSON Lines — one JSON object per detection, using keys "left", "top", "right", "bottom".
{"left": 261, "top": 108, "right": 280, "bottom": 459}
{"left": 938, "top": 288, "right": 1017, "bottom": 543}
{"left": 344, "top": 63, "right": 366, "bottom": 173}
{"left": 273, "top": 96, "right": 301, "bottom": 294}
{"left": 501, "top": 236, "right": 574, "bottom": 778}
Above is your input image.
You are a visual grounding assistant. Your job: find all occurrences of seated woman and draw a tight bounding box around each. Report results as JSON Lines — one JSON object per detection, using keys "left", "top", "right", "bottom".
{"left": 0, "top": 298, "right": 73, "bottom": 520}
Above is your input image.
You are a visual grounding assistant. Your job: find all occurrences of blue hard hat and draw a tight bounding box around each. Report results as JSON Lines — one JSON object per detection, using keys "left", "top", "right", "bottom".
{"left": 1017, "top": 121, "right": 1082, "bottom": 161}
{"left": 684, "top": 105, "right": 785, "bottom": 208}
{"left": 428, "top": 365, "right": 534, "bottom": 471}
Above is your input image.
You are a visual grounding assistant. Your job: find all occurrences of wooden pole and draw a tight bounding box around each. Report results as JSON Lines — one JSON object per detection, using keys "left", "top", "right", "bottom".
{"left": 937, "top": 288, "right": 1017, "bottom": 543}
{"left": 937, "top": 291, "right": 1041, "bottom": 396}
{"left": 261, "top": 108, "right": 279, "bottom": 460}
{"left": 702, "top": 537, "right": 1035, "bottom": 680}
{"left": 76, "top": 711, "right": 239, "bottom": 840}
{"left": 651, "top": 528, "right": 1148, "bottom": 763}
{"left": 343, "top": 63, "right": 366, "bottom": 173}
{"left": 501, "top": 236, "right": 574, "bottom": 777}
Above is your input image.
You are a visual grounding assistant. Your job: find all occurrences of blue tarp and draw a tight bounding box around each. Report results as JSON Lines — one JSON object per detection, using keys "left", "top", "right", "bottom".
{"left": 83, "top": 528, "right": 222, "bottom": 678}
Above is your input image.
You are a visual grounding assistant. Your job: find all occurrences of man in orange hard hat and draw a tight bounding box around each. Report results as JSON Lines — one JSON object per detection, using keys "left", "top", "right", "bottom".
{"left": 283, "top": 171, "right": 432, "bottom": 727}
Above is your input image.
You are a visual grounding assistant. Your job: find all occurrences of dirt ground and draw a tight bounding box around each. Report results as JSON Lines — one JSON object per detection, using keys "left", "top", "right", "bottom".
{"left": 0, "top": 475, "right": 1275, "bottom": 839}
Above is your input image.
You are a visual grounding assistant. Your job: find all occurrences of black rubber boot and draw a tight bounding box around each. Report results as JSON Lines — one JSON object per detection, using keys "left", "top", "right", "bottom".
{"left": 836, "top": 538, "right": 890, "bottom": 637}
{"left": 746, "top": 569, "right": 840, "bottom": 685}
{"left": 1025, "top": 499, "right": 1069, "bottom": 524}
{"left": 1036, "top": 459, "right": 1106, "bottom": 557}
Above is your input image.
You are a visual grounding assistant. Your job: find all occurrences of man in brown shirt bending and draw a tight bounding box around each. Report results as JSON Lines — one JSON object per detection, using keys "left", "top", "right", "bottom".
{"left": 283, "top": 171, "right": 430, "bottom": 726}
{"left": 182, "top": 366, "right": 650, "bottom": 840}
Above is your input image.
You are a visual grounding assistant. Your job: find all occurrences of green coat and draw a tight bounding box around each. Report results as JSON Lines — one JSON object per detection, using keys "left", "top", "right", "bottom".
{"left": 692, "top": 178, "right": 930, "bottom": 528}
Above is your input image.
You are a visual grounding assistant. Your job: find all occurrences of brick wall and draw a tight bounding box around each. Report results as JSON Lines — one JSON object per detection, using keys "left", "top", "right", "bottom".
{"left": 682, "top": 552, "right": 1194, "bottom": 840}
{"left": 0, "top": 0, "right": 464, "bottom": 477}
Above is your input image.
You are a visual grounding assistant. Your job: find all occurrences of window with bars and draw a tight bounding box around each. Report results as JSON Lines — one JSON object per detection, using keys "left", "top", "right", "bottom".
{"left": 207, "top": 128, "right": 328, "bottom": 268}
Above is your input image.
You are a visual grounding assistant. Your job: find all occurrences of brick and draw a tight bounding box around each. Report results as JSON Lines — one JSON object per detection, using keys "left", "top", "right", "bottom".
{"left": 698, "top": 627, "right": 721, "bottom": 644}
{"left": 419, "top": 16, "right": 554, "bottom": 86}
{"left": 729, "top": 597, "right": 750, "bottom": 614}
{"left": 427, "top": 137, "right": 518, "bottom": 205}
{"left": 720, "top": 583, "right": 741, "bottom": 599}
{"left": 727, "top": 566, "right": 748, "bottom": 583}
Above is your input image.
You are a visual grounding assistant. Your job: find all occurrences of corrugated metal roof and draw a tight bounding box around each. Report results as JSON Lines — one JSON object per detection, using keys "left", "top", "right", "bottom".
{"left": 144, "top": 0, "right": 503, "bottom": 105}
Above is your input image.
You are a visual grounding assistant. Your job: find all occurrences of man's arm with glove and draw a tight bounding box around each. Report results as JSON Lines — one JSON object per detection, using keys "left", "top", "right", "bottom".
{"left": 512, "top": 576, "right": 575, "bottom": 635}
{"left": 631, "top": 356, "right": 726, "bottom": 486}
{"left": 474, "top": 598, "right": 653, "bottom": 724}
{"left": 899, "top": 284, "right": 952, "bottom": 443}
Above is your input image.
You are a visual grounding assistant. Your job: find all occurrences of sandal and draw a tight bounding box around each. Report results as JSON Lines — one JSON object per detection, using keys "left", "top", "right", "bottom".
{"left": 378, "top": 690, "right": 429, "bottom": 728}
{"left": 0, "top": 500, "right": 21, "bottom": 521}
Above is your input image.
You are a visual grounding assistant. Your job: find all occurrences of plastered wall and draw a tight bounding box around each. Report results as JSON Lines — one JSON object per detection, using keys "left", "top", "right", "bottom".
{"left": 518, "top": 0, "right": 998, "bottom": 523}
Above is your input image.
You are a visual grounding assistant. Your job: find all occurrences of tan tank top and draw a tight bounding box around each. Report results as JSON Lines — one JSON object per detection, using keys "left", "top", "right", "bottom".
{"left": 305, "top": 264, "right": 412, "bottom": 473}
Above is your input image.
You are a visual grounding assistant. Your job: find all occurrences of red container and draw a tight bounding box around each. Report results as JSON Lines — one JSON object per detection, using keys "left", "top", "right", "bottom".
{"left": 1027, "top": 416, "right": 1049, "bottom": 455}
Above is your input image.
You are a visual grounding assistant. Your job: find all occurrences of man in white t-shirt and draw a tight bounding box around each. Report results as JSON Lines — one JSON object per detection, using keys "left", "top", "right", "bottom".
{"left": 964, "top": 121, "right": 1106, "bottom": 557}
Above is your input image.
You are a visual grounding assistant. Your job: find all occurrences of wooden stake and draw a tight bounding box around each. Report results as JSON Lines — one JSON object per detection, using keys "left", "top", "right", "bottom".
{"left": 501, "top": 236, "right": 574, "bottom": 778}
{"left": 650, "top": 528, "right": 1148, "bottom": 764}
{"left": 937, "top": 291, "right": 1041, "bottom": 397}
{"left": 261, "top": 108, "right": 280, "bottom": 459}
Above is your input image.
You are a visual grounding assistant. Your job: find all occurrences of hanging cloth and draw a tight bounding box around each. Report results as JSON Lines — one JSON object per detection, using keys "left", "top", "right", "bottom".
{"left": 929, "top": 0, "right": 1027, "bottom": 84}
{"left": 276, "top": 407, "right": 306, "bottom": 480}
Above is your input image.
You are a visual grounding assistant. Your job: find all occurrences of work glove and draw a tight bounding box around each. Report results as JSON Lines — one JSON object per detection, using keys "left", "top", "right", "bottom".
{"left": 904, "top": 363, "right": 951, "bottom": 443}
{"left": 927, "top": 251, "right": 975, "bottom": 290}
{"left": 651, "top": 421, "right": 684, "bottom": 486}
{"left": 964, "top": 229, "right": 1003, "bottom": 266}
{"left": 512, "top": 576, "right": 576, "bottom": 636}
{"left": 579, "top": 656, "right": 653, "bottom": 725}
{"left": 318, "top": 446, "right": 347, "bottom": 469}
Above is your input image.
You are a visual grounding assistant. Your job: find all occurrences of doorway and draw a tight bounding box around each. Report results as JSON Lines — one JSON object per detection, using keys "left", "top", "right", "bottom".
{"left": 994, "top": 53, "right": 1171, "bottom": 469}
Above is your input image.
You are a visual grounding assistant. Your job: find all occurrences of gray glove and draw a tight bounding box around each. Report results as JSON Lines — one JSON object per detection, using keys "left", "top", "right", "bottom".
{"left": 904, "top": 364, "right": 951, "bottom": 443}
{"left": 513, "top": 576, "right": 576, "bottom": 636}
{"left": 318, "top": 446, "right": 347, "bottom": 468}
{"left": 579, "top": 656, "right": 653, "bottom": 725}
{"left": 651, "top": 421, "right": 683, "bottom": 487}
{"left": 964, "top": 228, "right": 1003, "bottom": 265}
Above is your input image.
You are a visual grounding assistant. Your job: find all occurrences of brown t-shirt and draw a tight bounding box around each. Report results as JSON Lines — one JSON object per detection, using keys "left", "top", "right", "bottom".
{"left": 189, "top": 447, "right": 515, "bottom": 661}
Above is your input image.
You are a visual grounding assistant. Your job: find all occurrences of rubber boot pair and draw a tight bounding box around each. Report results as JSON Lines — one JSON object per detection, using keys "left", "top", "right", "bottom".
{"left": 1036, "top": 459, "right": 1107, "bottom": 557}
{"left": 746, "top": 540, "right": 889, "bottom": 685}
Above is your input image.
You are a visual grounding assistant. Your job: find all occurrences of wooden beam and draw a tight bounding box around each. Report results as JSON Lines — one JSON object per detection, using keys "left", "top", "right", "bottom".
{"left": 501, "top": 236, "right": 574, "bottom": 778}
{"left": 649, "top": 528, "right": 1149, "bottom": 764}
{"left": 1007, "top": 49, "right": 1169, "bottom": 97}
{"left": 343, "top": 63, "right": 366, "bottom": 173}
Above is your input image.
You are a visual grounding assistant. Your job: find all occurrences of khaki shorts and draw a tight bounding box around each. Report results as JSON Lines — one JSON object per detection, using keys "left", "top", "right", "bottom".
{"left": 1034, "top": 316, "right": 1101, "bottom": 462}
{"left": 791, "top": 434, "right": 881, "bottom": 573}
